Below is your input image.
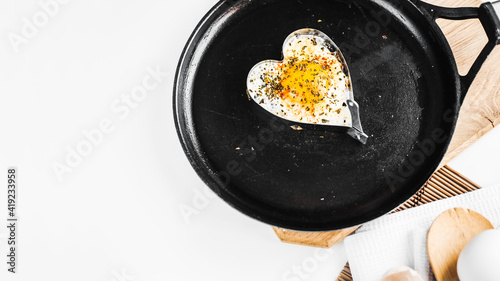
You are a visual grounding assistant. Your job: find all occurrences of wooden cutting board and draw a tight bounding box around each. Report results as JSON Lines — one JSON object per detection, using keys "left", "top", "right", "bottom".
{"left": 273, "top": 0, "right": 500, "bottom": 248}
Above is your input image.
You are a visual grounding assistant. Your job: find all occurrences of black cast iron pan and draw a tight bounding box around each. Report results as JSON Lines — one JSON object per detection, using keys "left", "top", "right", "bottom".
{"left": 174, "top": 0, "right": 500, "bottom": 231}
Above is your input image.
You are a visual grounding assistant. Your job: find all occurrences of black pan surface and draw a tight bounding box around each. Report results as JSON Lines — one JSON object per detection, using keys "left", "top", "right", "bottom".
{"left": 174, "top": 0, "right": 463, "bottom": 230}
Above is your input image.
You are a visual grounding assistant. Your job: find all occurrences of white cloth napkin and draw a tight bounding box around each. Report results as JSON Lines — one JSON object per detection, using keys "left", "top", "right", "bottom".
{"left": 344, "top": 184, "right": 500, "bottom": 281}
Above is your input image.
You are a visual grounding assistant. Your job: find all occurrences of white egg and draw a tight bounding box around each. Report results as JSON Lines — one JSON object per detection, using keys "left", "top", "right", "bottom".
{"left": 380, "top": 266, "right": 423, "bottom": 281}
{"left": 457, "top": 229, "right": 500, "bottom": 281}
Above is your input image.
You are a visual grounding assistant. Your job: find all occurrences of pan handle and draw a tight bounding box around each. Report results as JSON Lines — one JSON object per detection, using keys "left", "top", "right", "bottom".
{"left": 416, "top": 1, "right": 500, "bottom": 103}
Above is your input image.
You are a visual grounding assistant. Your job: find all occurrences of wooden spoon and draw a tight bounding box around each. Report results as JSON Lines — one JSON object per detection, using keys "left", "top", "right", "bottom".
{"left": 427, "top": 208, "right": 494, "bottom": 281}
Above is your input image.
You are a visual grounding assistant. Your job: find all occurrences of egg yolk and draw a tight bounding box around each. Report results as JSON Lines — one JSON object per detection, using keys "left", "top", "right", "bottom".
{"left": 275, "top": 56, "right": 344, "bottom": 114}
{"left": 279, "top": 60, "right": 328, "bottom": 112}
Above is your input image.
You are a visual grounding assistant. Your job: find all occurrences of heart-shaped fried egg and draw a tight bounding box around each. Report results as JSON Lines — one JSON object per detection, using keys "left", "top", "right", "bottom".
{"left": 247, "top": 29, "right": 353, "bottom": 127}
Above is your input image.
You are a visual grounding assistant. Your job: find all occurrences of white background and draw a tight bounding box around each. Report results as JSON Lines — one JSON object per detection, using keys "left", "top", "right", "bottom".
{"left": 0, "top": 1, "right": 498, "bottom": 281}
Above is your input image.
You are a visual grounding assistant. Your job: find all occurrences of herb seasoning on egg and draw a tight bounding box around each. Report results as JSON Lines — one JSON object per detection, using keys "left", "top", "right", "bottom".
{"left": 247, "top": 31, "right": 353, "bottom": 127}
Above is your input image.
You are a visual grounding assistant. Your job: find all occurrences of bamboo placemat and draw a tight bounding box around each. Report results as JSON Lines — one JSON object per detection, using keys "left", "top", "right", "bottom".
{"left": 336, "top": 165, "right": 482, "bottom": 281}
